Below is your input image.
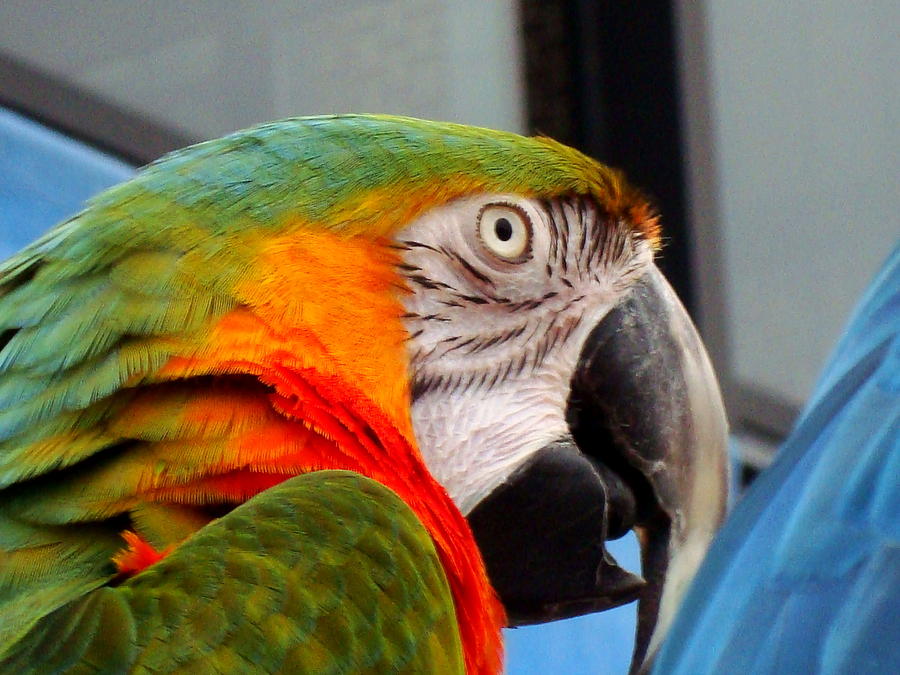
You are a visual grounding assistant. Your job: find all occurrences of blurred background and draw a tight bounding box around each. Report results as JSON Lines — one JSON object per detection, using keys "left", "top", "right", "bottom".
{"left": 0, "top": 1, "right": 896, "bottom": 672}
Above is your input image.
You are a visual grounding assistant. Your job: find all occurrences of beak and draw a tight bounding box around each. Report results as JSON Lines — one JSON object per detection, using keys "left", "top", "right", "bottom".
{"left": 467, "top": 264, "right": 729, "bottom": 673}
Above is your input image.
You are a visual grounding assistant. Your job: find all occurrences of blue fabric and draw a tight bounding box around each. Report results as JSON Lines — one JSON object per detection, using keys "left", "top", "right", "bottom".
{"left": 655, "top": 244, "right": 900, "bottom": 674}
{"left": 0, "top": 107, "right": 133, "bottom": 258}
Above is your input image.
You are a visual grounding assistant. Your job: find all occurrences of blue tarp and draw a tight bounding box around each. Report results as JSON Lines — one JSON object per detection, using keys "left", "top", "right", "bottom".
{"left": 0, "top": 107, "right": 133, "bottom": 257}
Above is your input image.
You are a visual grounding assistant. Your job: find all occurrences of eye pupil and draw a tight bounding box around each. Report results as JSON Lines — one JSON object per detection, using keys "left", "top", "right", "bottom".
{"left": 494, "top": 218, "right": 513, "bottom": 241}
{"left": 477, "top": 204, "right": 531, "bottom": 262}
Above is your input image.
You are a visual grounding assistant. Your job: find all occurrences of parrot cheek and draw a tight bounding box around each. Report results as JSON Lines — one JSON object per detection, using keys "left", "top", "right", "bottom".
{"left": 467, "top": 264, "right": 729, "bottom": 672}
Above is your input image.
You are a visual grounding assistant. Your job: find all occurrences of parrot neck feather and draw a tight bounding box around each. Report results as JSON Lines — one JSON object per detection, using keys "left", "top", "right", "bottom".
{"left": 152, "top": 347, "right": 505, "bottom": 673}
{"left": 264, "top": 364, "right": 505, "bottom": 675}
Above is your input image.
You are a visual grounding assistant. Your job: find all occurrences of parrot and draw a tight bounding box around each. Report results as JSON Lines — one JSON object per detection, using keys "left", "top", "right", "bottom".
{"left": 0, "top": 114, "right": 729, "bottom": 673}
{"left": 654, "top": 243, "right": 900, "bottom": 674}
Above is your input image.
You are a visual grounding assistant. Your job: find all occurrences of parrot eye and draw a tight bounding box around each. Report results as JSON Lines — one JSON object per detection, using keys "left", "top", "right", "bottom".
{"left": 477, "top": 204, "right": 532, "bottom": 262}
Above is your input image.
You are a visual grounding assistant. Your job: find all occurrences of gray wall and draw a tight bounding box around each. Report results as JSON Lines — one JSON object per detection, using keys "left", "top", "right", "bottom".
{"left": 678, "top": 0, "right": 899, "bottom": 414}
{"left": 0, "top": 1, "right": 525, "bottom": 139}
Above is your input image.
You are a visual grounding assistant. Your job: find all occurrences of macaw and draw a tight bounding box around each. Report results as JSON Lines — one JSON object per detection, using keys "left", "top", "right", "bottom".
{"left": 654, "top": 244, "right": 900, "bottom": 674}
{"left": 0, "top": 115, "right": 729, "bottom": 673}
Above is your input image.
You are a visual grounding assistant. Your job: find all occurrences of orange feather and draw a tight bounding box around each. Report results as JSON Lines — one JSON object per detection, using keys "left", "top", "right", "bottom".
{"left": 139, "top": 228, "right": 505, "bottom": 674}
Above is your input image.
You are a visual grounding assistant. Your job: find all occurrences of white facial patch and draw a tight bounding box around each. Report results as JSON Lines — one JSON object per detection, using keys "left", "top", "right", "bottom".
{"left": 394, "top": 193, "right": 654, "bottom": 514}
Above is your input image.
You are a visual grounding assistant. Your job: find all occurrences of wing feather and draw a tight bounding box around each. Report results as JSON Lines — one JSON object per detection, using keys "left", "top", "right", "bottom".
{"left": 0, "top": 472, "right": 464, "bottom": 674}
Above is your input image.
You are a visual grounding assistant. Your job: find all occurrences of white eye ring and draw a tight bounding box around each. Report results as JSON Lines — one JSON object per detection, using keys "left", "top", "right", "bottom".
{"left": 477, "top": 204, "right": 532, "bottom": 262}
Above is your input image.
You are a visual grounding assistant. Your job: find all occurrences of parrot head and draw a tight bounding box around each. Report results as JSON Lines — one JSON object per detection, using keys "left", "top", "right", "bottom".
{"left": 0, "top": 115, "right": 728, "bottom": 673}
{"left": 389, "top": 152, "right": 729, "bottom": 668}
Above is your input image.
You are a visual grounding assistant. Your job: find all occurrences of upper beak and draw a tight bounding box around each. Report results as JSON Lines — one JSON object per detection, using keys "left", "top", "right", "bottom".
{"left": 467, "top": 264, "right": 729, "bottom": 673}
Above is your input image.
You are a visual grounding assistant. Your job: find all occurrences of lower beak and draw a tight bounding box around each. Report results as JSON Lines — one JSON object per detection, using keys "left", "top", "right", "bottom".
{"left": 467, "top": 264, "right": 729, "bottom": 672}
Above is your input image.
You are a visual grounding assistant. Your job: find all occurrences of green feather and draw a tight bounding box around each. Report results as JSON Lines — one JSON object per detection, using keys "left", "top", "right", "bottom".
{"left": 0, "top": 472, "right": 464, "bottom": 674}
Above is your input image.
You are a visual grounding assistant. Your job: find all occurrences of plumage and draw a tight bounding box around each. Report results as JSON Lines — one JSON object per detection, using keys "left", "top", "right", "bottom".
{"left": 0, "top": 114, "right": 722, "bottom": 673}
{"left": 3, "top": 472, "right": 464, "bottom": 674}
